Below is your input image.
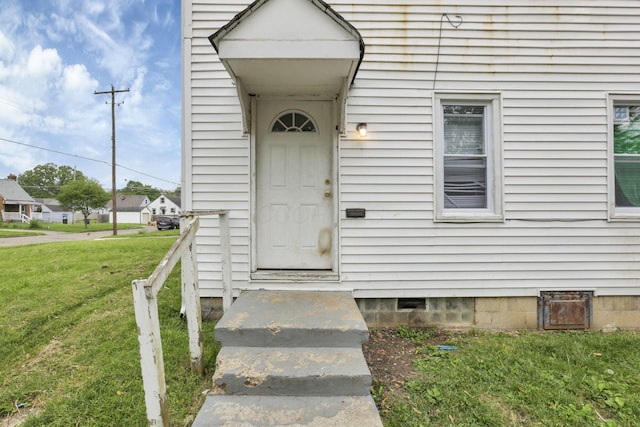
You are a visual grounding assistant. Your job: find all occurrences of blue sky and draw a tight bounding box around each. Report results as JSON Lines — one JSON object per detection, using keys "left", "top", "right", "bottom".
{"left": 0, "top": 0, "right": 182, "bottom": 192}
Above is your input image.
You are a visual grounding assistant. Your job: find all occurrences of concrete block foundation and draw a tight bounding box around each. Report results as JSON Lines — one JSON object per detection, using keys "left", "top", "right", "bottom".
{"left": 356, "top": 296, "right": 640, "bottom": 331}
{"left": 202, "top": 295, "right": 640, "bottom": 331}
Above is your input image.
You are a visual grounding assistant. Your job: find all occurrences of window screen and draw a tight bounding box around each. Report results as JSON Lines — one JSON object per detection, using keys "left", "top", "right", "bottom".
{"left": 614, "top": 105, "right": 640, "bottom": 207}
{"left": 443, "top": 105, "right": 487, "bottom": 209}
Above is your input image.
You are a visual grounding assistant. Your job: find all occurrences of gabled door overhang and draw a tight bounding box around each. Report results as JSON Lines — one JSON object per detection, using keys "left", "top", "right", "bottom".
{"left": 209, "top": 0, "right": 364, "bottom": 133}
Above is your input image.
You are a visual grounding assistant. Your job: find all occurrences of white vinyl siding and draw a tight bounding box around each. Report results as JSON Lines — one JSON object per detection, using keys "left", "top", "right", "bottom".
{"left": 185, "top": 0, "right": 252, "bottom": 295}
{"left": 185, "top": 1, "right": 640, "bottom": 298}
{"left": 335, "top": 0, "right": 640, "bottom": 297}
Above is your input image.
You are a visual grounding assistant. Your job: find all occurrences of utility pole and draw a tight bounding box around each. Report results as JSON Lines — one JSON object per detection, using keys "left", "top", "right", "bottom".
{"left": 94, "top": 84, "right": 129, "bottom": 236}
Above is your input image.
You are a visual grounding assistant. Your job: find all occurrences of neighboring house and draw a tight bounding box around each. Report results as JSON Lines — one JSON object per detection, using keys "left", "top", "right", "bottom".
{"left": 33, "top": 198, "right": 75, "bottom": 223}
{"left": 147, "top": 194, "right": 181, "bottom": 218}
{"left": 105, "top": 194, "right": 151, "bottom": 224}
{"left": 0, "top": 175, "right": 35, "bottom": 222}
{"left": 181, "top": 0, "right": 640, "bottom": 330}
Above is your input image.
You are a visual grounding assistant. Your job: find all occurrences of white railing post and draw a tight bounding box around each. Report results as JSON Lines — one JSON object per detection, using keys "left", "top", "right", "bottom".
{"left": 132, "top": 279, "right": 168, "bottom": 427}
{"left": 182, "top": 237, "right": 204, "bottom": 374}
{"left": 219, "top": 211, "right": 232, "bottom": 312}
{"left": 132, "top": 212, "right": 231, "bottom": 425}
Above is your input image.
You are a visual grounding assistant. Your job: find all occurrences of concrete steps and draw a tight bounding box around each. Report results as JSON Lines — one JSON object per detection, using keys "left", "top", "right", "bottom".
{"left": 213, "top": 346, "right": 372, "bottom": 396}
{"left": 195, "top": 395, "right": 381, "bottom": 427}
{"left": 192, "top": 291, "right": 382, "bottom": 427}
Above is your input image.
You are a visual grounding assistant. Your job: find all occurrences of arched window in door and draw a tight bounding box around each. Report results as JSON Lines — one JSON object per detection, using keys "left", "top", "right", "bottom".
{"left": 271, "top": 111, "right": 317, "bottom": 132}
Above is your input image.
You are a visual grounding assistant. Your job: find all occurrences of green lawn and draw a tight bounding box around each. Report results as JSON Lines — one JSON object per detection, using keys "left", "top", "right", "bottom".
{"left": 377, "top": 327, "right": 640, "bottom": 426}
{"left": 0, "top": 237, "right": 217, "bottom": 426}
{"left": 0, "top": 221, "right": 144, "bottom": 233}
{"left": 2, "top": 237, "right": 639, "bottom": 426}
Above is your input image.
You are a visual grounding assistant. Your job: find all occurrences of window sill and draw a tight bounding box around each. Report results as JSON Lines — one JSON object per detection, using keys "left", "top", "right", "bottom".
{"left": 609, "top": 210, "right": 640, "bottom": 221}
{"left": 435, "top": 212, "right": 504, "bottom": 223}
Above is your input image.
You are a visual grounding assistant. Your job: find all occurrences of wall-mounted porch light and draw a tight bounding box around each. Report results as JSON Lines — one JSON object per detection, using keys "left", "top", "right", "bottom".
{"left": 356, "top": 123, "right": 368, "bottom": 137}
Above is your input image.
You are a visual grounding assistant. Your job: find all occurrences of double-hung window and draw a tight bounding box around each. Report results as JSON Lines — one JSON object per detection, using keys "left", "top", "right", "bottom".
{"left": 610, "top": 95, "right": 640, "bottom": 219}
{"left": 434, "top": 93, "right": 503, "bottom": 221}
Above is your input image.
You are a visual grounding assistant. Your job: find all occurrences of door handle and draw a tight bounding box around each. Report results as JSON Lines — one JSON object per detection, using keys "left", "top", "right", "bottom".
{"left": 324, "top": 190, "right": 332, "bottom": 198}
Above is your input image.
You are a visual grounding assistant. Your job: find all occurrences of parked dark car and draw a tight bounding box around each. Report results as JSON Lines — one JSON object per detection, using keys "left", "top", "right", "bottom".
{"left": 156, "top": 216, "right": 178, "bottom": 230}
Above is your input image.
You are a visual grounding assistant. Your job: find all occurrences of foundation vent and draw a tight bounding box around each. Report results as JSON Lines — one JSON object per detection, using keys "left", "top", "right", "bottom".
{"left": 397, "top": 298, "right": 426, "bottom": 310}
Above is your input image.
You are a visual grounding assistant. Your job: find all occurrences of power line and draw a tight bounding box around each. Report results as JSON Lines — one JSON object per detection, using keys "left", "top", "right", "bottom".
{"left": 1, "top": 136, "right": 110, "bottom": 165}
{"left": 0, "top": 96, "right": 31, "bottom": 112}
{"left": 0, "top": 136, "right": 180, "bottom": 186}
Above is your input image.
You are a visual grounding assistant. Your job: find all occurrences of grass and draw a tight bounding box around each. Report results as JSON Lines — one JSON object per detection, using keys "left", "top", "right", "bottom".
{"left": 379, "top": 329, "right": 640, "bottom": 426}
{"left": 0, "top": 230, "right": 45, "bottom": 238}
{"left": 0, "top": 221, "right": 144, "bottom": 233}
{"left": 0, "top": 236, "right": 218, "bottom": 426}
{"left": 3, "top": 235, "right": 640, "bottom": 426}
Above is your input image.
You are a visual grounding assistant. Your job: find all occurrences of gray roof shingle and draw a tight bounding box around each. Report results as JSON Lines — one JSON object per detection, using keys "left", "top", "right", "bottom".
{"left": 0, "top": 179, "right": 35, "bottom": 204}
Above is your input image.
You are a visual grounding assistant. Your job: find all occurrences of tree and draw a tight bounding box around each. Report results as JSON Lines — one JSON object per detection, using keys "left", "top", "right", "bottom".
{"left": 119, "top": 180, "right": 161, "bottom": 201}
{"left": 167, "top": 186, "right": 181, "bottom": 198}
{"left": 57, "top": 179, "right": 110, "bottom": 227}
{"left": 18, "top": 163, "right": 86, "bottom": 198}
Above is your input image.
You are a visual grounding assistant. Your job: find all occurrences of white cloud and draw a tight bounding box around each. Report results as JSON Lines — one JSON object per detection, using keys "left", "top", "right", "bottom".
{"left": 26, "top": 45, "right": 62, "bottom": 80}
{"left": 0, "top": 141, "right": 37, "bottom": 176}
{"left": 0, "top": 30, "right": 14, "bottom": 61}
{"left": 0, "top": 0, "right": 182, "bottom": 189}
{"left": 61, "top": 64, "right": 99, "bottom": 101}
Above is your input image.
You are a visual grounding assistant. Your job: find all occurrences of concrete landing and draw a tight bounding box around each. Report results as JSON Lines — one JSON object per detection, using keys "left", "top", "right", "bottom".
{"left": 215, "top": 291, "right": 369, "bottom": 347}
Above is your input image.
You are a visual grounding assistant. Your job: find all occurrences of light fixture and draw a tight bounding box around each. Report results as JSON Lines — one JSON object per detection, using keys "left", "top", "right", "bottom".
{"left": 356, "top": 123, "right": 367, "bottom": 137}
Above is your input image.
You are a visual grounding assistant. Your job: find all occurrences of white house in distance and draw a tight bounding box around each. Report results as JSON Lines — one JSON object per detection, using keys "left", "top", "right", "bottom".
{"left": 181, "top": 0, "right": 640, "bottom": 330}
{"left": 147, "top": 194, "right": 181, "bottom": 217}
{"left": 106, "top": 194, "right": 151, "bottom": 225}
{"left": 33, "top": 198, "right": 75, "bottom": 223}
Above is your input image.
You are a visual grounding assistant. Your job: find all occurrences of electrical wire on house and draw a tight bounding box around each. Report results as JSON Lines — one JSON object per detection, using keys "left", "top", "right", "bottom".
{"left": 433, "top": 13, "right": 463, "bottom": 90}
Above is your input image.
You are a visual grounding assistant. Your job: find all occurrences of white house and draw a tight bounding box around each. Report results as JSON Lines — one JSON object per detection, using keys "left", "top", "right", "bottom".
{"left": 181, "top": 0, "right": 640, "bottom": 330}
{"left": 106, "top": 194, "right": 151, "bottom": 224}
{"left": 33, "top": 198, "right": 75, "bottom": 223}
{"left": 147, "top": 194, "right": 181, "bottom": 218}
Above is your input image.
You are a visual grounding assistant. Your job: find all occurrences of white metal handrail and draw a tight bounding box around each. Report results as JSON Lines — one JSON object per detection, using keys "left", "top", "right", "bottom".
{"left": 132, "top": 210, "right": 231, "bottom": 427}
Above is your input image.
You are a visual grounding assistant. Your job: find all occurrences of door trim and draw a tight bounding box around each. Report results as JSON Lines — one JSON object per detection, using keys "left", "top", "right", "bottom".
{"left": 249, "top": 96, "right": 340, "bottom": 279}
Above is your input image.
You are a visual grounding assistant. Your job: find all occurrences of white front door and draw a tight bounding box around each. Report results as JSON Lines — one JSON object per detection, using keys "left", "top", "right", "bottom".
{"left": 256, "top": 100, "right": 333, "bottom": 270}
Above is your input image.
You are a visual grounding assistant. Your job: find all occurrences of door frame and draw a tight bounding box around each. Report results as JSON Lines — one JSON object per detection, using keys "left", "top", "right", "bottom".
{"left": 249, "top": 95, "right": 340, "bottom": 280}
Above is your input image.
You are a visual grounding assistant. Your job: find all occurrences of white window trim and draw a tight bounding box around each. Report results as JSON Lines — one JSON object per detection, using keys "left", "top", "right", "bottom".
{"left": 608, "top": 93, "right": 640, "bottom": 221}
{"left": 433, "top": 92, "right": 504, "bottom": 222}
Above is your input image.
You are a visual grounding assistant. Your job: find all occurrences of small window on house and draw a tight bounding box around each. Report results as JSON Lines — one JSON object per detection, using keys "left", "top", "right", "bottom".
{"left": 160, "top": 196, "right": 165, "bottom": 203}
{"left": 434, "top": 93, "right": 503, "bottom": 222}
{"left": 271, "top": 111, "right": 316, "bottom": 132}
{"left": 152, "top": 208, "right": 156, "bottom": 215}
{"left": 610, "top": 96, "right": 640, "bottom": 218}
{"left": 170, "top": 208, "right": 176, "bottom": 214}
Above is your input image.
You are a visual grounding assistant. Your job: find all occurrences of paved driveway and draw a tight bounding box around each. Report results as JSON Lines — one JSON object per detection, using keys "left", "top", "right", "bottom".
{"left": 0, "top": 227, "right": 157, "bottom": 247}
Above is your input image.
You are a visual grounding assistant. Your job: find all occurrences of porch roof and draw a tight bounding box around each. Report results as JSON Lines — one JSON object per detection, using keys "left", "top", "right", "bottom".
{"left": 209, "top": 0, "right": 364, "bottom": 133}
